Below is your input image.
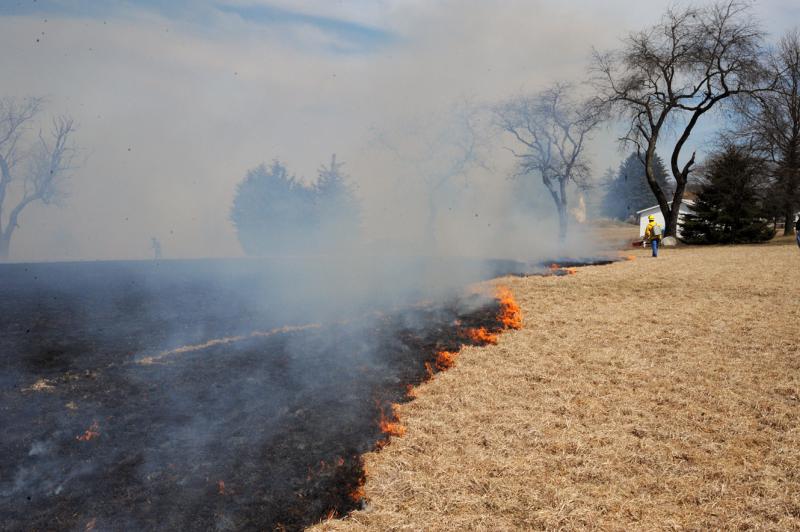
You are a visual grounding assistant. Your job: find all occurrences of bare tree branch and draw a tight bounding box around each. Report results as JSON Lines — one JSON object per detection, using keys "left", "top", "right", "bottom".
{"left": 0, "top": 98, "right": 78, "bottom": 260}
{"left": 591, "top": 0, "right": 769, "bottom": 237}
{"left": 494, "top": 83, "right": 600, "bottom": 241}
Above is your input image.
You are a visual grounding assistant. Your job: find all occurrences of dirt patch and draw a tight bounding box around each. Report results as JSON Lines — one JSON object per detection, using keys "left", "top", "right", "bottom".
{"left": 313, "top": 241, "right": 800, "bottom": 530}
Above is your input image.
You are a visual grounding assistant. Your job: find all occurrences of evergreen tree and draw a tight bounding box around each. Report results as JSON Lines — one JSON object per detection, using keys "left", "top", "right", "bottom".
{"left": 602, "top": 153, "right": 673, "bottom": 221}
{"left": 680, "top": 146, "right": 774, "bottom": 244}
{"left": 230, "top": 161, "right": 317, "bottom": 255}
{"left": 313, "top": 154, "right": 361, "bottom": 251}
{"left": 230, "top": 156, "right": 362, "bottom": 256}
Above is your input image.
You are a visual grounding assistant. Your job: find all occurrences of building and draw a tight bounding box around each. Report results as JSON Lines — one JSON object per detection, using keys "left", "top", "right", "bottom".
{"left": 636, "top": 200, "right": 696, "bottom": 239}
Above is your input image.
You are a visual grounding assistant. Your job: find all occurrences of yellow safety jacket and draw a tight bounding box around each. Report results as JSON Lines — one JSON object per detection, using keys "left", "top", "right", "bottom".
{"left": 644, "top": 221, "right": 662, "bottom": 242}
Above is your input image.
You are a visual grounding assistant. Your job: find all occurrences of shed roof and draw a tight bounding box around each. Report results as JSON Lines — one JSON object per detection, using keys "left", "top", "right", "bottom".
{"left": 635, "top": 199, "right": 695, "bottom": 215}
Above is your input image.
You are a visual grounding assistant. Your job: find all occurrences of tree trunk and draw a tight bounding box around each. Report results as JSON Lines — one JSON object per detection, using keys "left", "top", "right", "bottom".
{"left": 642, "top": 144, "right": 673, "bottom": 236}
{"left": 544, "top": 177, "right": 569, "bottom": 243}
{"left": 784, "top": 211, "right": 795, "bottom": 236}
{"left": 666, "top": 180, "right": 687, "bottom": 238}
{"left": 558, "top": 177, "right": 568, "bottom": 243}
{"left": 557, "top": 202, "right": 568, "bottom": 243}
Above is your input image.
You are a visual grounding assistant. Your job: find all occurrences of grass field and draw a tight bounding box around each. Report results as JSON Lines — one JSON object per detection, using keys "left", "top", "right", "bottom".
{"left": 313, "top": 227, "right": 800, "bottom": 531}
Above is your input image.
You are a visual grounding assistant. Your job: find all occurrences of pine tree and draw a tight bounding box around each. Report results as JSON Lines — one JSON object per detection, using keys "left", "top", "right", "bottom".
{"left": 313, "top": 154, "right": 361, "bottom": 251}
{"left": 602, "top": 153, "right": 673, "bottom": 221}
{"left": 230, "top": 160, "right": 317, "bottom": 255}
{"left": 680, "top": 146, "right": 774, "bottom": 244}
{"left": 230, "top": 156, "right": 362, "bottom": 256}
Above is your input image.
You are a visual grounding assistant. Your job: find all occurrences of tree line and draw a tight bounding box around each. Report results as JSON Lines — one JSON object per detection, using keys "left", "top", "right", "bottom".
{"left": 2, "top": 1, "right": 798, "bottom": 260}
{"left": 233, "top": 1, "right": 799, "bottom": 253}
{"left": 495, "top": 1, "right": 799, "bottom": 243}
{"left": 229, "top": 155, "right": 360, "bottom": 256}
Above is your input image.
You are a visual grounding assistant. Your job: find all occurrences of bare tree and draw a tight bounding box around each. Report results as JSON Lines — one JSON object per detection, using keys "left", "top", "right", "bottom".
{"left": 495, "top": 83, "right": 600, "bottom": 241}
{"left": 592, "top": 1, "right": 769, "bottom": 237}
{"left": 733, "top": 29, "right": 800, "bottom": 235}
{"left": 374, "top": 100, "right": 489, "bottom": 249}
{"left": 0, "top": 97, "right": 77, "bottom": 260}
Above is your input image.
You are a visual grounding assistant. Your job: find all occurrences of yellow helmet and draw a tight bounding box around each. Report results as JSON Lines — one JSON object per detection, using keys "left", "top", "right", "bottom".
{"left": 648, "top": 215, "right": 655, "bottom": 221}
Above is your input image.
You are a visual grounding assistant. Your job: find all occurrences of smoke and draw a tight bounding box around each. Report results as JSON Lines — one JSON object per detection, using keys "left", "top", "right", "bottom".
{"left": 0, "top": 256, "right": 529, "bottom": 529}
{"left": 0, "top": 6, "right": 618, "bottom": 524}
{"left": 0, "top": 1, "right": 653, "bottom": 262}
{"left": 11, "top": 1, "right": 797, "bottom": 528}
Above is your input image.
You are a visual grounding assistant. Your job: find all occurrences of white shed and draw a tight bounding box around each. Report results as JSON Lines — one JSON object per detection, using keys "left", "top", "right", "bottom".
{"left": 637, "top": 200, "right": 696, "bottom": 238}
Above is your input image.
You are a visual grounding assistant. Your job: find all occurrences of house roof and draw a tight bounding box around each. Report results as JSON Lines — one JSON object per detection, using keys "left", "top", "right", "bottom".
{"left": 635, "top": 199, "right": 696, "bottom": 215}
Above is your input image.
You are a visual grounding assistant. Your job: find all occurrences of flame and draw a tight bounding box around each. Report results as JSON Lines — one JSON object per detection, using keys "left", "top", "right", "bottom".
{"left": 465, "top": 327, "right": 499, "bottom": 345}
{"left": 626, "top": 255, "right": 636, "bottom": 261}
{"left": 435, "top": 350, "right": 458, "bottom": 370}
{"left": 564, "top": 267, "right": 577, "bottom": 275}
{"left": 406, "top": 384, "right": 417, "bottom": 398}
{"left": 76, "top": 421, "right": 100, "bottom": 442}
{"left": 424, "top": 361, "right": 435, "bottom": 379}
{"left": 549, "top": 263, "right": 560, "bottom": 270}
{"left": 495, "top": 286, "right": 522, "bottom": 329}
{"left": 349, "top": 483, "right": 366, "bottom": 502}
{"left": 217, "top": 480, "right": 226, "bottom": 495}
{"left": 351, "top": 462, "right": 369, "bottom": 501}
{"left": 379, "top": 404, "right": 406, "bottom": 438}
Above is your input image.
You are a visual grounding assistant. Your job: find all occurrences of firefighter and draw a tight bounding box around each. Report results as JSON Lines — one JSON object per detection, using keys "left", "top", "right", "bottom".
{"left": 643, "top": 214, "right": 663, "bottom": 257}
{"left": 795, "top": 215, "right": 800, "bottom": 249}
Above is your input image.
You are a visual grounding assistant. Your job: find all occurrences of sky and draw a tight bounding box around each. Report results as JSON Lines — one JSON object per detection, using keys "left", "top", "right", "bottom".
{"left": 1, "top": 0, "right": 798, "bottom": 261}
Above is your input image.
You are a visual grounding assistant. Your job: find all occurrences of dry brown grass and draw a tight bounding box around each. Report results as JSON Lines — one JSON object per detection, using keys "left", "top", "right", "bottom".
{"left": 312, "top": 239, "right": 800, "bottom": 531}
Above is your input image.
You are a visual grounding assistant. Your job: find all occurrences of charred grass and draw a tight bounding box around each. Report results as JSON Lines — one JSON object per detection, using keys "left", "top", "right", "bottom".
{"left": 313, "top": 241, "right": 800, "bottom": 531}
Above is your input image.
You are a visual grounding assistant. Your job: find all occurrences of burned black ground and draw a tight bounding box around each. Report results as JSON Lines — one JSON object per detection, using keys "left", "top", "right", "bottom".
{"left": 0, "top": 258, "right": 517, "bottom": 531}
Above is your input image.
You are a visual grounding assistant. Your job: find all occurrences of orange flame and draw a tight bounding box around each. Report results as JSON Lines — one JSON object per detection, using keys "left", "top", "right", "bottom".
{"left": 76, "top": 421, "right": 100, "bottom": 442}
{"left": 406, "top": 384, "right": 418, "bottom": 398}
{"left": 349, "top": 484, "right": 366, "bottom": 502}
{"left": 626, "top": 255, "right": 636, "bottom": 261}
{"left": 217, "top": 480, "right": 226, "bottom": 495}
{"left": 495, "top": 286, "right": 522, "bottom": 329}
{"left": 465, "top": 327, "right": 499, "bottom": 345}
{"left": 435, "top": 350, "right": 458, "bottom": 370}
{"left": 379, "top": 404, "right": 406, "bottom": 438}
{"left": 564, "top": 267, "right": 577, "bottom": 275}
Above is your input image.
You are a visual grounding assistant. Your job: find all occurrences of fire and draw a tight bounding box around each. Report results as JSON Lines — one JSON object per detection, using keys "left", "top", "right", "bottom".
{"left": 549, "top": 263, "right": 560, "bottom": 270}
{"left": 495, "top": 286, "right": 522, "bottom": 330}
{"left": 379, "top": 404, "right": 406, "bottom": 438}
{"left": 76, "top": 421, "right": 100, "bottom": 442}
{"left": 349, "top": 483, "right": 366, "bottom": 502}
{"left": 564, "top": 267, "right": 577, "bottom": 275}
{"left": 435, "top": 350, "right": 458, "bottom": 370}
{"left": 217, "top": 480, "right": 226, "bottom": 495}
{"left": 406, "top": 384, "right": 417, "bottom": 398}
{"left": 626, "top": 255, "right": 636, "bottom": 261}
{"left": 465, "top": 327, "right": 499, "bottom": 345}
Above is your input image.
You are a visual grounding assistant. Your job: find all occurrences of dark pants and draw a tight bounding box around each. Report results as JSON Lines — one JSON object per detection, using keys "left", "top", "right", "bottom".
{"left": 651, "top": 238, "right": 659, "bottom": 257}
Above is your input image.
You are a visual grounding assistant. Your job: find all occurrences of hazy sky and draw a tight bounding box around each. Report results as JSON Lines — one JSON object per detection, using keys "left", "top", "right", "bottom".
{"left": 1, "top": 0, "right": 798, "bottom": 261}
